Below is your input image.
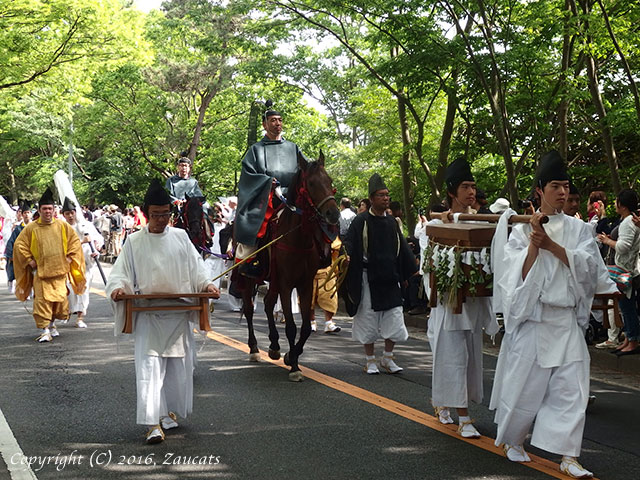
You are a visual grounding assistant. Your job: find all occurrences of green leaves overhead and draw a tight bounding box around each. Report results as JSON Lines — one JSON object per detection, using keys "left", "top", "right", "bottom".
{"left": 0, "top": 0, "right": 638, "bottom": 216}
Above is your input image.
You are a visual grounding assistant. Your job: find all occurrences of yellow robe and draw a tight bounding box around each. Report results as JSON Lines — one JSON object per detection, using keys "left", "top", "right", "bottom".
{"left": 312, "top": 238, "right": 342, "bottom": 314}
{"left": 13, "top": 218, "right": 86, "bottom": 323}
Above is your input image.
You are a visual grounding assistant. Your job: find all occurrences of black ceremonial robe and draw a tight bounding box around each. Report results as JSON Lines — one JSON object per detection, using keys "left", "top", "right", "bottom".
{"left": 342, "top": 211, "right": 418, "bottom": 316}
{"left": 235, "top": 136, "right": 306, "bottom": 246}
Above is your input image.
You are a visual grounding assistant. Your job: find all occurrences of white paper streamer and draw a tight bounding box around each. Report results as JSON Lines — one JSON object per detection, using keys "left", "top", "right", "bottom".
{"left": 447, "top": 247, "right": 456, "bottom": 277}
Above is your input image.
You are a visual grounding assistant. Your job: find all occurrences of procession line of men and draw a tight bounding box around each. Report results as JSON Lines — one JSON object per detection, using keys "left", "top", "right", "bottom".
{"left": 5, "top": 106, "right": 617, "bottom": 479}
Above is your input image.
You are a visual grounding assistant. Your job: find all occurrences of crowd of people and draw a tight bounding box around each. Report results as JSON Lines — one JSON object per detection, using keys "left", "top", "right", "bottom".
{"left": 1, "top": 107, "right": 639, "bottom": 480}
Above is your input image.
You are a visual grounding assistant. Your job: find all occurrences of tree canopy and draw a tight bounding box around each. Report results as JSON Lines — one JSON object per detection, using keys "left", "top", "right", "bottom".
{"left": 1, "top": 0, "right": 639, "bottom": 228}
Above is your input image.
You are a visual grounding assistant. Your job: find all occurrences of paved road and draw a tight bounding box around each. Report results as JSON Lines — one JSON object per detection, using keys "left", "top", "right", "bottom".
{"left": 0, "top": 265, "right": 639, "bottom": 480}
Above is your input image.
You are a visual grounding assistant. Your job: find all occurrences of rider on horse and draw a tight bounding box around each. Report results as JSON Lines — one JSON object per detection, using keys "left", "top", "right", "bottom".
{"left": 235, "top": 108, "right": 307, "bottom": 278}
{"left": 165, "top": 156, "right": 204, "bottom": 209}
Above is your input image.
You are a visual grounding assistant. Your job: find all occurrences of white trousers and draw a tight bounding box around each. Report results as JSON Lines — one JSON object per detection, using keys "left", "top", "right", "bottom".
{"left": 134, "top": 335, "right": 194, "bottom": 426}
{"left": 493, "top": 359, "right": 588, "bottom": 456}
{"left": 68, "top": 265, "right": 95, "bottom": 315}
{"left": 352, "top": 272, "right": 408, "bottom": 345}
{"left": 428, "top": 312, "right": 484, "bottom": 408}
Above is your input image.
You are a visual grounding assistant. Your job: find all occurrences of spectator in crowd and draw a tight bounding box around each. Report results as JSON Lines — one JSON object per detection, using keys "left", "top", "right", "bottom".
{"left": 82, "top": 205, "right": 94, "bottom": 222}
{"left": 109, "top": 205, "right": 123, "bottom": 257}
{"left": 94, "top": 207, "right": 112, "bottom": 255}
{"left": 338, "top": 197, "right": 356, "bottom": 239}
{"left": 564, "top": 181, "right": 582, "bottom": 218}
{"left": 357, "top": 198, "right": 371, "bottom": 214}
{"left": 587, "top": 191, "right": 607, "bottom": 222}
{"left": 404, "top": 235, "right": 428, "bottom": 315}
{"left": 414, "top": 203, "right": 448, "bottom": 314}
{"left": 473, "top": 189, "right": 492, "bottom": 214}
{"left": 389, "top": 200, "right": 404, "bottom": 231}
{"left": 597, "top": 189, "right": 640, "bottom": 355}
{"left": 133, "top": 206, "right": 147, "bottom": 231}
{"left": 595, "top": 219, "right": 622, "bottom": 349}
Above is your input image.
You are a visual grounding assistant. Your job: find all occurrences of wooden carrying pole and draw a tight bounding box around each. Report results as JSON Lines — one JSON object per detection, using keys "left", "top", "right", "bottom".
{"left": 428, "top": 212, "right": 548, "bottom": 224}
{"left": 118, "top": 293, "right": 219, "bottom": 334}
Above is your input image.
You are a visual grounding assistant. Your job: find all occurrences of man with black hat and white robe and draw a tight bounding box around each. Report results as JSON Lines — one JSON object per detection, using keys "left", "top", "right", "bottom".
{"left": 165, "top": 157, "right": 204, "bottom": 208}
{"left": 61, "top": 197, "right": 104, "bottom": 328}
{"left": 490, "top": 151, "right": 615, "bottom": 478}
{"left": 13, "top": 188, "right": 86, "bottom": 342}
{"left": 342, "top": 173, "right": 417, "bottom": 374}
{"left": 427, "top": 157, "right": 499, "bottom": 438}
{"left": 234, "top": 109, "right": 307, "bottom": 278}
{"left": 107, "top": 179, "right": 219, "bottom": 444}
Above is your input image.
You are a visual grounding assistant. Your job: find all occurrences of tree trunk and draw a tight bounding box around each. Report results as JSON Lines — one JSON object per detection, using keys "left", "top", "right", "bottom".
{"left": 397, "top": 90, "right": 415, "bottom": 234}
{"left": 187, "top": 88, "right": 216, "bottom": 161}
{"left": 577, "top": 0, "right": 622, "bottom": 192}
{"left": 585, "top": 55, "right": 622, "bottom": 193}
{"left": 596, "top": 0, "right": 640, "bottom": 125}
{"left": 432, "top": 84, "right": 458, "bottom": 205}
{"left": 557, "top": 0, "right": 573, "bottom": 160}
{"left": 6, "top": 162, "right": 17, "bottom": 204}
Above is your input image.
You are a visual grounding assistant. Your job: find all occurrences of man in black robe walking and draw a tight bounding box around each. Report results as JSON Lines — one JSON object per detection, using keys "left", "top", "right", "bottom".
{"left": 343, "top": 173, "right": 417, "bottom": 374}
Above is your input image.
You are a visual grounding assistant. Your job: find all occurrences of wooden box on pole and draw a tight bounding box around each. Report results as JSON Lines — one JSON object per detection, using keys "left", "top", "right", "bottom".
{"left": 425, "top": 222, "right": 496, "bottom": 314}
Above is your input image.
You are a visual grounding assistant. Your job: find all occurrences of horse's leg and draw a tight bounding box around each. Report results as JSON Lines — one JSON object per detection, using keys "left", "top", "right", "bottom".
{"left": 280, "top": 287, "right": 303, "bottom": 381}
{"left": 294, "top": 281, "right": 314, "bottom": 363}
{"left": 263, "top": 284, "right": 281, "bottom": 360}
{"left": 242, "top": 282, "right": 260, "bottom": 362}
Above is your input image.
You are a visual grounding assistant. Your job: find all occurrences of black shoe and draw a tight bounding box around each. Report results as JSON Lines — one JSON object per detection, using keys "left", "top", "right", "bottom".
{"left": 238, "top": 259, "right": 262, "bottom": 279}
{"left": 615, "top": 346, "right": 640, "bottom": 356}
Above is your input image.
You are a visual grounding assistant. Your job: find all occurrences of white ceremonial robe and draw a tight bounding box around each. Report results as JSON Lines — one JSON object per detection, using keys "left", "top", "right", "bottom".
{"left": 106, "top": 227, "right": 211, "bottom": 426}
{"left": 427, "top": 218, "right": 499, "bottom": 408}
{"left": 352, "top": 271, "right": 408, "bottom": 344}
{"left": 68, "top": 220, "right": 104, "bottom": 315}
{"left": 490, "top": 212, "right": 616, "bottom": 456}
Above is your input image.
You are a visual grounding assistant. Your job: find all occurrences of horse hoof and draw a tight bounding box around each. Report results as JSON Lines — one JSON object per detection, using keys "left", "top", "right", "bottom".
{"left": 283, "top": 352, "right": 290, "bottom": 366}
{"left": 249, "top": 352, "right": 261, "bottom": 363}
{"left": 268, "top": 349, "right": 281, "bottom": 360}
{"left": 288, "top": 371, "right": 304, "bottom": 382}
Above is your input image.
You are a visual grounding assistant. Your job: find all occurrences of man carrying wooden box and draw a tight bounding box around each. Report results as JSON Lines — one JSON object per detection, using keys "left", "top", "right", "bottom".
{"left": 107, "top": 179, "right": 219, "bottom": 444}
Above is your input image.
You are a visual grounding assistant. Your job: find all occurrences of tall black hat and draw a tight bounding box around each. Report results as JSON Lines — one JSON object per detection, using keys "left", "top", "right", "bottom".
{"left": 177, "top": 156, "right": 192, "bottom": 165}
{"left": 368, "top": 173, "right": 388, "bottom": 196}
{"left": 18, "top": 201, "right": 31, "bottom": 212}
{"left": 536, "top": 150, "right": 569, "bottom": 188}
{"left": 263, "top": 110, "right": 281, "bottom": 121}
{"left": 61, "top": 197, "right": 76, "bottom": 213}
{"left": 143, "top": 178, "right": 172, "bottom": 206}
{"left": 446, "top": 157, "right": 475, "bottom": 191}
{"left": 38, "top": 187, "right": 56, "bottom": 207}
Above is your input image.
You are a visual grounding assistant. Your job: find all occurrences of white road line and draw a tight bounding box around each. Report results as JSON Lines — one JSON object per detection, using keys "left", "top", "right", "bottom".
{"left": 0, "top": 406, "right": 38, "bottom": 480}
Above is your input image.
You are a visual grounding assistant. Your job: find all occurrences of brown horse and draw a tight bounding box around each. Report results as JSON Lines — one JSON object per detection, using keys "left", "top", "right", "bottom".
{"left": 241, "top": 152, "right": 340, "bottom": 381}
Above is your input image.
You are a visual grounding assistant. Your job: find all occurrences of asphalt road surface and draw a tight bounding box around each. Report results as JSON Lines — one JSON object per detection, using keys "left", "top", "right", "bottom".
{"left": 0, "top": 264, "right": 639, "bottom": 480}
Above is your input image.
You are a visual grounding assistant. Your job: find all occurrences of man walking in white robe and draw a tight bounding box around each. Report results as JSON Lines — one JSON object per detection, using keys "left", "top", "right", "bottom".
{"left": 490, "top": 151, "right": 616, "bottom": 478}
{"left": 107, "top": 179, "right": 219, "bottom": 444}
{"left": 62, "top": 197, "right": 104, "bottom": 327}
{"left": 427, "top": 158, "right": 499, "bottom": 439}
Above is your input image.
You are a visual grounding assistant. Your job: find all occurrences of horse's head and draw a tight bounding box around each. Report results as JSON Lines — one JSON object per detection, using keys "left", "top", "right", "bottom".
{"left": 297, "top": 151, "right": 340, "bottom": 225}
{"left": 181, "top": 195, "right": 209, "bottom": 245}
